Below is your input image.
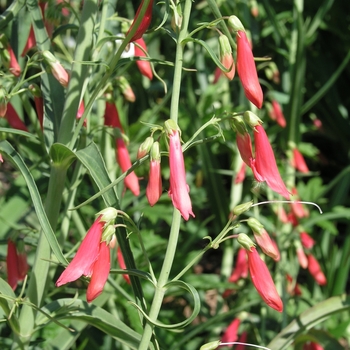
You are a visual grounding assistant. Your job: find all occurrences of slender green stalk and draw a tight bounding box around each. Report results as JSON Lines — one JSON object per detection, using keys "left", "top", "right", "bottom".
{"left": 138, "top": 0, "right": 193, "bottom": 348}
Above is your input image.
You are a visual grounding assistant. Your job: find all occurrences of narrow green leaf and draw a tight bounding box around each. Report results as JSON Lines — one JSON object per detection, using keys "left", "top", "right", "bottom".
{"left": 0, "top": 140, "right": 67, "bottom": 266}
{"left": 37, "top": 298, "right": 141, "bottom": 349}
{"left": 267, "top": 295, "right": 350, "bottom": 350}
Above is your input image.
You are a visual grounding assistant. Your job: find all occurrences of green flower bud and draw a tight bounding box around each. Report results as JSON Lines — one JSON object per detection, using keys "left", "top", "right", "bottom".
{"left": 243, "top": 110, "right": 263, "bottom": 128}
{"left": 137, "top": 136, "right": 154, "bottom": 159}
{"left": 200, "top": 340, "right": 221, "bottom": 350}
{"left": 164, "top": 119, "right": 179, "bottom": 135}
{"left": 232, "top": 200, "right": 253, "bottom": 215}
{"left": 97, "top": 207, "right": 118, "bottom": 224}
{"left": 228, "top": 15, "right": 245, "bottom": 32}
{"left": 237, "top": 233, "right": 255, "bottom": 250}
{"left": 150, "top": 141, "right": 161, "bottom": 162}
{"left": 247, "top": 217, "right": 264, "bottom": 235}
{"left": 231, "top": 116, "right": 248, "bottom": 135}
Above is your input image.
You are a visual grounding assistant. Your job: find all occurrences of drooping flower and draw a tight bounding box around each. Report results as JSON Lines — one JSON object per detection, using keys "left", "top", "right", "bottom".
{"left": 234, "top": 162, "right": 246, "bottom": 184}
{"left": 134, "top": 38, "right": 153, "bottom": 80}
{"left": 307, "top": 253, "right": 327, "bottom": 286}
{"left": 218, "top": 35, "right": 235, "bottom": 80}
{"left": 7, "top": 239, "right": 29, "bottom": 290}
{"left": 291, "top": 147, "right": 309, "bottom": 173}
{"left": 248, "top": 218, "right": 280, "bottom": 261}
{"left": 238, "top": 233, "right": 283, "bottom": 312}
{"left": 228, "top": 248, "right": 248, "bottom": 283}
{"left": 104, "top": 100, "right": 124, "bottom": 131}
{"left": 290, "top": 187, "right": 309, "bottom": 218}
{"left": 220, "top": 318, "right": 241, "bottom": 346}
{"left": 42, "top": 51, "right": 69, "bottom": 87}
{"left": 268, "top": 100, "right": 286, "bottom": 128}
{"left": 127, "top": 0, "right": 154, "bottom": 42}
{"left": 165, "top": 120, "right": 195, "bottom": 220}
{"left": 236, "top": 30, "right": 263, "bottom": 108}
{"left": 117, "top": 246, "right": 131, "bottom": 284}
{"left": 146, "top": 142, "right": 162, "bottom": 206}
{"left": 250, "top": 123, "right": 290, "bottom": 199}
{"left": 56, "top": 208, "right": 118, "bottom": 302}
{"left": 116, "top": 133, "right": 140, "bottom": 196}
{"left": 116, "top": 76, "right": 136, "bottom": 103}
{"left": 4, "top": 103, "right": 29, "bottom": 132}
{"left": 300, "top": 231, "right": 315, "bottom": 250}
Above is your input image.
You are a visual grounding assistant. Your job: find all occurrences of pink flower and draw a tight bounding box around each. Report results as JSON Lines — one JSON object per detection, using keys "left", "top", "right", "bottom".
{"left": 213, "top": 66, "right": 223, "bottom": 84}
{"left": 300, "top": 231, "right": 315, "bottom": 250}
{"left": 234, "top": 162, "right": 246, "bottom": 184}
{"left": 253, "top": 228, "right": 280, "bottom": 261}
{"left": 86, "top": 241, "right": 111, "bottom": 302}
{"left": 56, "top": 209, "right": 118, "bottom": 302}
{"left": 235, "top": 331, "right": 248, "bottom": 350}
{"left": 4, "top": 103, "right": 28, "bottom": 132}
{"left": 116, "top": 135, "right": 140, "bottom": 196}
{"left": 291, "top": 148, "right": 309, "bottom": 173}
{"left": 218, "top": 35, "right": 235, "bottom": 81}
{"left": 276, "top": 206, "right": 289, "bottom": 224}
{"left": 56, "top": 216, "right": 105, "bottom": 287}
{"left": 127, "top": 0, "right": 154, "bottom": 42}
{"left": 246, "top": 247, "right": 283, "bottom": 312}
{"left": 290, "top": 187, "right": 309, "bottom": 218}
{"left": 76, "top": 100, "right": 86, "bottom": 127}
{"left": 269, "top": 100, "right": 286, "bottom": 128}
{"left": 104, "top": 101, "right": 124, "bottom": 131}
{"left": 296, "top": 246, "right": 308, "bottom": 269}
{"left": 7, "top": 44, "right": 21, "bottom": 77}
{"left": 7, "top": 240, "right": 29, "bottom": 290}
{"left": 117, "top": 246, "right": 131, "bottom": 284}
{"left": 236, "top": 30, "right": 263, "bottom": 108}
{"left": 51, "top": 61, "right": 69, "bottom": 87}
{"left": 286, "top": 274, "right": 302, "bottom": 296}
{"left": 21, "top": 26, "right": 36, "bottom": 57}
{"left": 229, "top": 248, "right": 249, "bottom": 283}
{"left": 146, "top": 143, "right": 162, "bottom": 206}
{"left": 220, "top": 318, "right": 241, "bottom": 346}
{"left": 134, "top": 38, "right": 153, "bottom": 80}
{"left": 251, "top": 124, "right": 290, "bottom": 199}
{"left": 168, "top": 128, "right": 195, "bottom": 220}
{"left": 236, "top": 132, "right": 253, "bottom": 167}
{"left": 307, "top": 254, "right": 327, "bottom": 286}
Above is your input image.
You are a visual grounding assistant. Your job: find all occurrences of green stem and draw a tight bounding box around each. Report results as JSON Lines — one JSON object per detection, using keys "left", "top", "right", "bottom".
{"left": 138, "top": 0, "right": 193, "bottom": 348}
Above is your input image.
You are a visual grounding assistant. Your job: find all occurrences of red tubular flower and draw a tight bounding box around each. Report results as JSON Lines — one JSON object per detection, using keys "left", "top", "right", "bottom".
{"left": 307, "top": 253, "right": 327, "bottom": 286}
{"left": 246, "top": 247, "right": 283, "bottom": 312}
{"left": 134, "top": 38, "right": 153, "bottom": 80}
{"left": 269, "top": 100, "right": 286, "bottom": 128}
{"left": 296, "top": 245, "right": 308, "bottom": 269}
{"left": 236, "top": 132, "right": 253, "bottom": 167}
{"left": 86, "top": 241, "right": 111, "bottom": 302}
{"left": 116, "top": 135, "right": 140, "bottom": 196}
{"left": 292, "top": 148, "right": 309, "bottom": 173}
{"left": 5, "top": 103, "right": 28, "bottom": 132}
{"left": 146, "top": 142, "right": 162, "bottom": 206}
{"left": 56, "top": 209, "right": 118, "bottom": 302}
{"left": 167, "top": 126, "right": 195, "bottom": 220}
{"left": 104, "top": 101, "right": 124, "bottom": 131}
{"left": 56, "top": 216, "right": 105, "bottom": 286}
{"left": 6, "top": 240, "right": 29, "bottom": 290}
{"left": 117, "top": 246, "right": 131, "bottom": 284}
{"left": 229, "top": 248, "right": 248, "bottom": 283}
{"left": 235, "top": 331, "right": 248, "bottom": 350}
{"left": 220, "top": 318, "right": 241, "bottom": 346}
{"left": 213, "top": 66, "right": 223, "bottom": 84}
{"left": 7, "top": 44, "right": 21, "bottom": 77}
{"left": 127, "top": 0, "right": 154, "bottom": 42}
{"left": 303, "top": 341, "right": 324, "bottom": 350}
{"left": 76, "top": 100, "right": 86, "bottom": 127}
{"left": 7, "top": 240, "right": 19, "bottom": 290}
{"left": 300, "top": 232, "right": 315, "bottom": 250}
{"left": 21, "top": 26, "right": 36, "bottom": 57}
{"left": 236, "top": 30, "right": 263, "bottom": 108}
{"left": 253, "top": 228, "right": 280, "bottom": 261}
{"left": 234, "top": 162, "right": 246, "bottom": 184}
{"left": 251, "top": 124, "right": 290, "bottom": 199}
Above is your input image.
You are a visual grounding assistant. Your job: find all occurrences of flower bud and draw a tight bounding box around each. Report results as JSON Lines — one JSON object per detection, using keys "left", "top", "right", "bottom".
{"left": 164, "top": 119, "right": 179, "bottom": 135}
{"left": 232, "top": 200, "right": 253, "bottom": 215}
{"left": 218, "top": 35, "right": 235, "bottom": 80}
{"left": 228, "top": 15, "right": 245, "bottom": 32}
{"left": 237, "top": 233, "right": 255, "bottom": 250}
{"left": 200, "top": 340, "right": 221, "bottom": 350}
{"left": 97, "top": 207, "right": 118, "bottom": 225}
{"left": 243, "top": 111, "right": 263, "bottom": 128}
{"left": 247, "top": 217, "right": 264, "bottom": 234}
{"left": 137, "top": 136, "right": 154, "bottom": 159}
{"left": 116, "top": 76, "right": 136, "bottom": 102}
{"left": 42, "top": 50, "right": 69, "bottom": 87}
